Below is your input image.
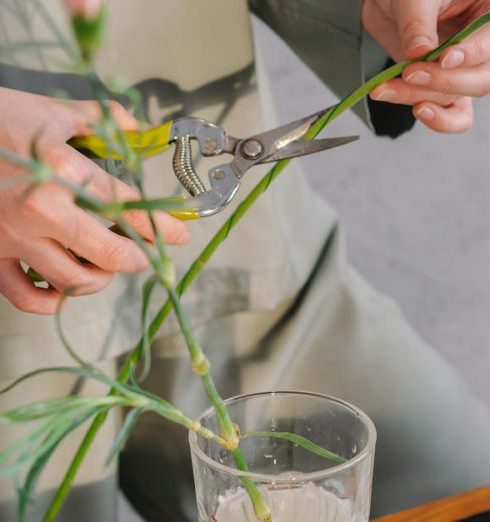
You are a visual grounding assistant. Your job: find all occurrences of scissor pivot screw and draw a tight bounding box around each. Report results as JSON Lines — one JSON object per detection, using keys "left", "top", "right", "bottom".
{"left": 240, "top": 139, "right": 263, "bottom": 160}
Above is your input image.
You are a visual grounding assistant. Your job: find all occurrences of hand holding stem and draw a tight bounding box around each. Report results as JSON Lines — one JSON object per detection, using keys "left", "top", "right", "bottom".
{"left": 364, "top": 0, "right": 490, "bottom": 132}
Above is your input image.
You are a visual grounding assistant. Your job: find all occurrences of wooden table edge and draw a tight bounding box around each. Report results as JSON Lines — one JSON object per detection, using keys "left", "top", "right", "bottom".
{"left": 372, "top": 485, "right": 490, "bottom": 522}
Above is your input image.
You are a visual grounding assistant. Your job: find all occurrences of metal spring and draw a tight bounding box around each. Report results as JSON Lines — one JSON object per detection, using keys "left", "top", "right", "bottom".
{"left": 172, "top": 135, "right": 206, "bottom": 196}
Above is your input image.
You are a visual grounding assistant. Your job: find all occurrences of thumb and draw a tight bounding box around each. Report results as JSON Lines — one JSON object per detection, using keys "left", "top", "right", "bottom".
{"left": 393, "top": 0, "right": 440, "bottom": 58}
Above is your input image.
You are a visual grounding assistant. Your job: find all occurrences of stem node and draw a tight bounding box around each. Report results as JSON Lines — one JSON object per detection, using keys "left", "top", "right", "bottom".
{"left": 191, "top": 356, "right": 210, "bottom": 376}
{"left": 222, "top": 432, "right": 239, "bottom": 451}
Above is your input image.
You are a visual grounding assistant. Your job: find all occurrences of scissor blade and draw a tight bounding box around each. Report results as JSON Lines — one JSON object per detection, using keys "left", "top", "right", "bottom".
{"left": 246, "top": 106, "right": 335, "bottom": 160}
{"left": 261, "top": 135, "right": 359, "bottom": 163}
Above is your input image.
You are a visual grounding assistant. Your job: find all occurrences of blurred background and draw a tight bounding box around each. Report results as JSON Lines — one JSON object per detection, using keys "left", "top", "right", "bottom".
{"left": 120, "top": 14, "right": 490, "bottom": 521}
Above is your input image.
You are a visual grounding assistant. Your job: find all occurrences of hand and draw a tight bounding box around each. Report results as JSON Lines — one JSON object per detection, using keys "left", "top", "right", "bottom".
{"left": 362, "top": 0, "right": 490, "bottom": 132}
{"left": 0, "top": 87, "right": 189, "bottom": 315}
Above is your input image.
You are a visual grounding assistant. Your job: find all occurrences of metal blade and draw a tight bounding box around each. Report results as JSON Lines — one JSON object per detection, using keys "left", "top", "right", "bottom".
{"left": 261, "top": 135, "right": 359, "bottom": 163}
{"left": 240, "top": 106, "right": 335, "bottom": 161}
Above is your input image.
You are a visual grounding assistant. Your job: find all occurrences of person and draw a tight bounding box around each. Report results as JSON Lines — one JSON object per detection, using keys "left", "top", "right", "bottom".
{"left": 0, "top": 1, "right": 489, "bottom": 520}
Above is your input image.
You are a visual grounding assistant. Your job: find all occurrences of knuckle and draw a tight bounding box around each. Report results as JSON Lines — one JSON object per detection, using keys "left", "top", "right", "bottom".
{"left": 103, "top": 239, "right": 129, "bottom": 269}
{"left": 125, "top": 211, "right": 152, "bottom": 240}
{"left": 435, "top": 74, "right": 454, "bottom": 95}
{"left": 40, "top": 146, "right": 69, "bottom": 172}
{"left": 469, "top": 38, "right": 485, "bottom": 64}
{"left": 22, "top": 189, "right": 48, "bottom": 215}
{"left": 402, "top": 19, "right": 427, "bottom": 39}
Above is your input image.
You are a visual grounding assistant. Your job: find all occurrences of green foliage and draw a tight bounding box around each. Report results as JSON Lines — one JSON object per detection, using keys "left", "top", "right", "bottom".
{"left": 243, "top": 432, "right": 346, "bottom": 464}
{"left": 139, "top": 275, "right": 160, "bottom": 381}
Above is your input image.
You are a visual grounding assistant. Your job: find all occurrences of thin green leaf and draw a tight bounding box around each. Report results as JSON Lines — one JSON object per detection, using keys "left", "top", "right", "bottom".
{"left": 0, "top": 411, "right": 87, "bottom": 479}
{"left": 0, "top": 398, "right": 127, "bottom": 477}
{"left": 0, "top": 366, "right": 141, "bottom": 404}
{"left": 74, "top": 195, "right": 186, "bottom": 213}
{"left": 0, "top": 396, "right": 125, "bottom": 425}
{"left": 18, "top": 406, "right": 110, "bottom": 522}
{"left": 0, "top": 416, "right": 63, "bottom": 471}
{"left": 242, "top": 432, "right": 346, "bottom": 464}
{"left": 139, "top": 276, "right": 160, "bottom": 381}
{"left": 1, "top": 398, "right": 90, "bottom": 424}
{"left": 55, "top": 291, "right": 89, "bottom": 367}
{"left": 116, "top": 197, "right": 186, "bottom": 212}
{"left": 105, "top": 407, "right": 145, "bottom": 466}
{"left": 0, "top": 145, "right": 33, "bottom": 170}
{"left": 72, "top": 192, "right": 107, "bottom": 212}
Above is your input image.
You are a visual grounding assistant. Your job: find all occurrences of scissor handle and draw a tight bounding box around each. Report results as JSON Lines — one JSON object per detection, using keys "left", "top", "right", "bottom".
{"left": 67, "top": 120, "right": 174, "bottom": 160}
{"left": 67, "top": 116, "right": 241, "bottom": 221}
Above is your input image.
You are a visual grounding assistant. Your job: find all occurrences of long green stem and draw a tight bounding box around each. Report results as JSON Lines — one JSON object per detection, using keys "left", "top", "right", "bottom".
{"left": 43, "top": 14, "right": 490, "bottom": 522}
{"left": 166, "top": 288, "right": 271, "bottom": 521}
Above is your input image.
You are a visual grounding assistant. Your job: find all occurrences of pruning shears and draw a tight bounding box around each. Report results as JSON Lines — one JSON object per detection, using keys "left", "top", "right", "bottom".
{"left": 68, "top": 106, "right": 358, "bottom": 219}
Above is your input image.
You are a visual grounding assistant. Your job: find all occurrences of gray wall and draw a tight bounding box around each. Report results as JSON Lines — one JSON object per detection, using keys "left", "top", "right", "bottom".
{"left": 253, "top": 17, "right": 490, "bottom": 407}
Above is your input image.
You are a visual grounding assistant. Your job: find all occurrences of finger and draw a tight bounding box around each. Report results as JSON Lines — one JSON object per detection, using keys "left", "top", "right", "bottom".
{"left": 440, "top": 24, "right": 490, "bottom": 69}
{"left": 413, "top": 96, "right": 474, "bottom": 133}
{"left": 391, "top": 0, "right": 440, "bottom": 58}
{"left": 50, "top": 205, "right": 152, "bottom": 273}
{"left": 403, "top": 61, "right": 490, "bottom": 97}
{"left": 20, "top": 239, "right": 114, "bottom": 295}
{"left": 63, "top": 147, "right": 190, "bottom": 245}
{"left": 20, "top": 183, "right": 151, "bottom": 273}
{"left": 69, "top": 99, "right": 139, "bottom": 135}
{"left": 40, "top": 146, "right": 190, "bottom": 245}
{"left": 361, "top": 1, "right": 405, "bottom": 60}
{"left": 370, "top": 78, "right": 459, "bottom": 106}
{"left": 0, "top": 259, "right": 61, "bottom": 315}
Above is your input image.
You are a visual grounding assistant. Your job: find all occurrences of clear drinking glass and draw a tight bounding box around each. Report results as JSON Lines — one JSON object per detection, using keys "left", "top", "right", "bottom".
{"left": 189, "top": 391, "right": 376, "bottom": 522}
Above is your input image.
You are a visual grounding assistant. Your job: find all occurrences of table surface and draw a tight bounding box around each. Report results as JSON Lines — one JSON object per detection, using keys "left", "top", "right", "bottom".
{"left": 373, "top": 485, "right": 490, "bottom": 521}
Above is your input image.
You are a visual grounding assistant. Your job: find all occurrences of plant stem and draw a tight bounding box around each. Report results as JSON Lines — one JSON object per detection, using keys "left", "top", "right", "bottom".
{"left": 165, "top": 291, "right": 235, "bottom": 439}
{"left": 166, "top": 291, "right": 271, "bottom": 520}
{"left": 43, "top": 13, "right": 490, "bottom": 521}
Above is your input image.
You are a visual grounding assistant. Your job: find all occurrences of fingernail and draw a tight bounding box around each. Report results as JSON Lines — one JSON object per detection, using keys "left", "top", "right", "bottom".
{"left": 406, "top": 36, "right": 432, "bottom": 53}
{"left": 441, "top": 49, "right": 465, "bottom": 69}
{"left": 406, "top": 71, "right": 431, "bottom": 86}
{"left": 371, "top": 88, "right": 397, "bottom": 102}
{"left": 415, "top": 106, "right": 435, "bottom": 120}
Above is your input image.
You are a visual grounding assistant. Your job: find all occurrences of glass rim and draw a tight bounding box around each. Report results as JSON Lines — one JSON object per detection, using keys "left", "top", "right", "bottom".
{"left": 188, "top": 390, "right": 376, "bottom": 483}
